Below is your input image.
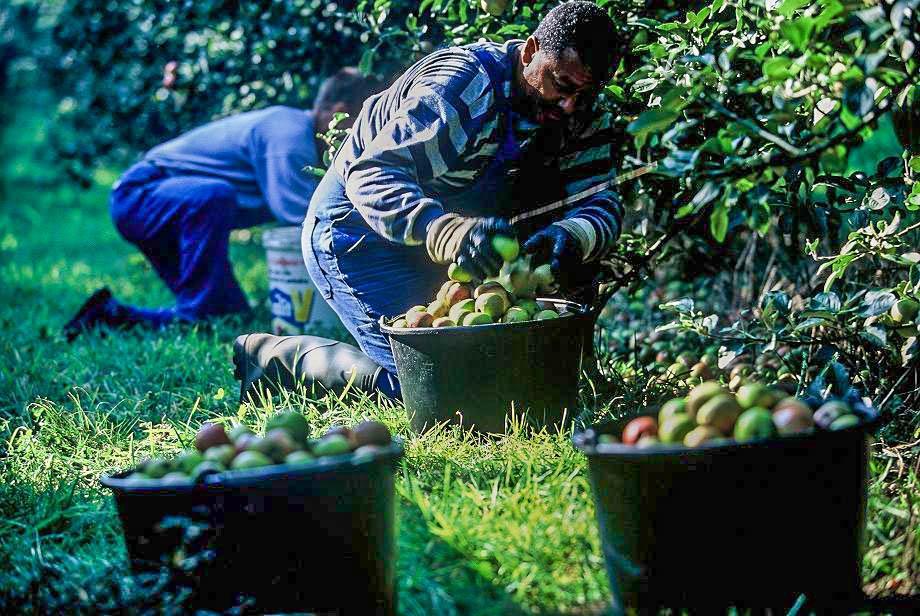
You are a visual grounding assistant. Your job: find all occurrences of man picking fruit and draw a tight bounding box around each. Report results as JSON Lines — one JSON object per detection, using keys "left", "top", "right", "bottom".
{"left": 234, "top": 2, "right": 624, "bottom": 401}
{"left": 63, "top": 69, "right": 381, "bottom": 340}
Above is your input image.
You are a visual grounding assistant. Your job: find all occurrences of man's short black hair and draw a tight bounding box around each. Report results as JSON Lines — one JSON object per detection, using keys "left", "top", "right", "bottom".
{"left": 313, "top": 67, "right": 382, "bottom": 114}
{"left": 533, "top": 1, "right": 619, "bottom": 82}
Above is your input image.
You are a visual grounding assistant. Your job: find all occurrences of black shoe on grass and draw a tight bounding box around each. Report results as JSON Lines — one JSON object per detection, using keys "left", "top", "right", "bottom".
{"left": 63, "top": 287, "right": 116, "bottom": 342}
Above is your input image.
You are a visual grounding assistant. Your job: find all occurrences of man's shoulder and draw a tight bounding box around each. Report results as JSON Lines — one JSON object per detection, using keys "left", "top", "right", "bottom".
{"left": 408, "top": 41, "right": 517, "bottom": 101}
{"left": 249, "top": 107, "right": 313, "bottom": 139}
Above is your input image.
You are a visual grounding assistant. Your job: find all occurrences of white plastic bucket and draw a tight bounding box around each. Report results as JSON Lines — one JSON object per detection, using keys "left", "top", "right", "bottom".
{"left": 262, "top": 226, "right": 342, "bottom": 335}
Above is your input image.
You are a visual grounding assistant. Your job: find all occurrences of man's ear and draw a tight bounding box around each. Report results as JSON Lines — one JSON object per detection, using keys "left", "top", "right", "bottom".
{"left": 522, "top": 36, "right": 539, "bottom": 66}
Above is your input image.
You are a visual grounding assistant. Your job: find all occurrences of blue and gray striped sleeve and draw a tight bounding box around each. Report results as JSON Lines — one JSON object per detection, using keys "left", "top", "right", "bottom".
{"left": 553, "top": 112, "right": 624, "bottom": 262}
{"left": 342, "top": 52, "right": 494, "bottom": 245}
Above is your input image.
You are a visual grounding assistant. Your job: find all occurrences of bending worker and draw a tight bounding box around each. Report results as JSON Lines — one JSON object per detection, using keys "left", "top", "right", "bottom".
{"left": 234, "top": 2, "right": 624, "bottom": 401}
{"left": 64, "top": 68, "right": 381, "bottom": 340}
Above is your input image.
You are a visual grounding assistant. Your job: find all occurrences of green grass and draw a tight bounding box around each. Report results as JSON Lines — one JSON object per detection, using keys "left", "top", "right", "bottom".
{"left": 1, "top": 97, "right": 918, "bottom": 615}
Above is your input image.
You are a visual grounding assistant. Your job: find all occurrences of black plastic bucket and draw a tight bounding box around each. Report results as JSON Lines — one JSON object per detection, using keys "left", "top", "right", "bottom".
{"left": 101, "top": 441, "right": 404, "bottom": 615}
{"left": 380, "top": 300, "right": 592, "bottom": 434}
{"left": 573, "top": 407, "right": 879, "bottom": 613}
{"left": 100, "top": 475, "right": 219, "bottom": 573}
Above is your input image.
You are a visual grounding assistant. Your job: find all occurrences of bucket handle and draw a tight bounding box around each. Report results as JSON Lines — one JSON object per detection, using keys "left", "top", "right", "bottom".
{"left": 535, "top": 297, "right": 591, "bottom": 314}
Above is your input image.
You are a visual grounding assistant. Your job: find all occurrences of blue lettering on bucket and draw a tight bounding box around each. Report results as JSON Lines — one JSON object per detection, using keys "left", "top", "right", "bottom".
{"left": 269, "top": 288, "right": 295, "bottom": 322}
{"left": 269, "top": 287, "right": 314, "bottom": 325}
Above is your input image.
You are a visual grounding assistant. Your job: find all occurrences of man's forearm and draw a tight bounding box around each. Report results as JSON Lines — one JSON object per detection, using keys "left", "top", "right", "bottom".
{"left": 344, "top": 161, "right": 445, "bottom": 245}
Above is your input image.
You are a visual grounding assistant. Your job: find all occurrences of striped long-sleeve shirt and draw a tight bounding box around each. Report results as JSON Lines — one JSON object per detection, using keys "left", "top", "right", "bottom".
{"left": 332, "top": 40, "right": 623, "bottom": 262}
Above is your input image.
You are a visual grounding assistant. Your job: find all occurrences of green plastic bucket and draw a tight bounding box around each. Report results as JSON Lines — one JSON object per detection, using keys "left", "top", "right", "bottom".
{"left": 380, "top": 299, "right": 592, "bottom": 434}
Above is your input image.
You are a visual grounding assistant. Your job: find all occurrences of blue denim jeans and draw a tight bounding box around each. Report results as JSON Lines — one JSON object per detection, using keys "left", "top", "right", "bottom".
{"left": 110, "top": 161, "right": 274, "bottom": 323}
{"left": 302, "top": 169, "right": 443, "bottom": 378}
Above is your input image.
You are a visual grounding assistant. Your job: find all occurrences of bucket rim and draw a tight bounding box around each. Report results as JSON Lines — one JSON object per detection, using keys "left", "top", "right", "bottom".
{"left": 379, "top": 297, "right": 591, "bottom": 335}
{"left": 100, "top": 439, "right": 405, "bottom": 492}
{"left": 573, "top": 403, "right": 881, "bottom": 459}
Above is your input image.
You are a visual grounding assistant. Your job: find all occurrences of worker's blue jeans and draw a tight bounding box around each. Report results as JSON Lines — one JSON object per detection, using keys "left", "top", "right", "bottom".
{"left": 302, "top": 168, "right": 442, "bottom": 379}
{"left": 110, "top": 161, "right": 274, "bottom": 324}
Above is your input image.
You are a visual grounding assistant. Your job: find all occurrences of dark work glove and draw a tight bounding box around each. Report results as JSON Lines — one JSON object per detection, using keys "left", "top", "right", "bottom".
{"left": 523, "top": 224, "right": 584, "bottom": 289}
{"left": 425, "top": 213, "right": 514, "bottom": 280}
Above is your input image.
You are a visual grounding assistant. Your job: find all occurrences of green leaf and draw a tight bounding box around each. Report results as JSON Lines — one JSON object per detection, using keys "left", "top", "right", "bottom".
{"left": 794, "top": 316, "right": 829, "bottom": 331}
{"left": 763, "top": 57, "right": 793, "bottom": 80}
{"left": 861, "top": 325, "right": 888, "bottom": 348}
{"left": 777, "top": 0, "right": 810, "bottom": 18}
{"left": 910, "top": 156, "right": 920, "bottom": 172}
{"left": 626, "top": 108, "right": 680, "bottom": 137}
{"left": 604, "top": 85, "right": 625, "bottom": 101}
{"left": 780, "top": 18, "right": 815, "bottom": 51}
{"left": 710, "top": 201, "right": 728, "bottom": 242}
{"left": 632, "top": 78, "right": 659, "bottom": 93}
{"left": 858, "top": 290, "right": 896, "bottom": 317}
{"left": 658, "top": 86, "right": 688, "bottom": 111}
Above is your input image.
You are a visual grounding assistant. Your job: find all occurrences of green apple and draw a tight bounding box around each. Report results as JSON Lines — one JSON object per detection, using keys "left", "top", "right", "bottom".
{"left": 734, "top": 407, "right": 776, "bottom": 442}
{"left": 448, "top": 263, "right": 473, "bottom": 283}
{"left": 516, "top": 299, "right": 540, "bottom": 316}
{"left": 686, "top": 381, "right": 728, "bottom": 420}
{"left": 175, "top": 451, "right": 204, "bottom": 475}
{"left": 658, "top": 398, "right": 687, "bottom": 425}
{"left": 284, "top": 450, "right": 316, "bottom": 465}
{"left": 502, "top": 306, "right": 529, "bottom": 323}
{"left": 142, "top": 458, "right": 170, "bottom": 479}
{"left": 890, "top": 298, "right": 919, "bottom": 323}
{"left": 313, "top": 434, "right": 352, "bottom": 457}
{"left": 228, "top": 423, "right": 254, "bottom": 443}
{"left": 736, "top": 383, "right": 778, "bottom": 410}
{"left": 475, "top": 292, "right": 506, "bottom": 319}
{"left": 449, "top": 298, "right": 476, "bottom": 322}
{"left": 230, "top": 450, "right": 273, "bottom": 470}
{"left": 491, "top": 235, "right": 519, "bottom": 262}
{"left": 204, "top": 444, "right": 236, "bottom": 467}
{"left": 659, "top": 415, "right": 696, "bottom": 444}
{"left": 683, "top": 425, "right": 723, "bottom": 447}
{"left": 531, "top": 264, "right": 554, "bottom": 288}
{"left": 462, "top": 311, "right": 494, "bottom": 326}
{"left": 534, "top": 309, "right": 558, "bottom": 320}
{"left": 265, "top": 411, "right": 310, "bottom": 444}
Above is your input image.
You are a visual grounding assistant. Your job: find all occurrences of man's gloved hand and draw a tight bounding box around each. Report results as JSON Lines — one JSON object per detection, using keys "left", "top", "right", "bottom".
{"left": 425, "top": 213, "right": 514, "bottom": 280}
{"left": 523, "top": 224, "right": 584, "bottom": 289}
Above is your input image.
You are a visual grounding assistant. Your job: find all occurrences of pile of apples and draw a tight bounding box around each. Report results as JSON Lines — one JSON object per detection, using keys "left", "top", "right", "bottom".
{"left": 590, "top": 380, "right": 867, "bottom": 450}
{"left": 121, "top": 413, "right": 393, "bottom": 485}
{"left": 392, "top": 236, "right": 569, "bottom": 328}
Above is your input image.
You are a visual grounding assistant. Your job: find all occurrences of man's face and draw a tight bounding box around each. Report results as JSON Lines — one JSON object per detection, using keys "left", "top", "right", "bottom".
{"left": 518, "top": 37, "right": 599, "bottom": 126}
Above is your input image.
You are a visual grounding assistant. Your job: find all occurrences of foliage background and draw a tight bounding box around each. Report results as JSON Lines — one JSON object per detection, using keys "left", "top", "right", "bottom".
{"left": 0, "top": 0, "right": 918, "bottom": 611}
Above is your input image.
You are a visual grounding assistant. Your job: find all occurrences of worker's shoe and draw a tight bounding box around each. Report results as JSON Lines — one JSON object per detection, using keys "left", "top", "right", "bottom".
{"left": 63, "top": 287, "right": 131, "bottom": 341}
{"left": 233, "top": 333, "right": 395, "bottom": 402}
